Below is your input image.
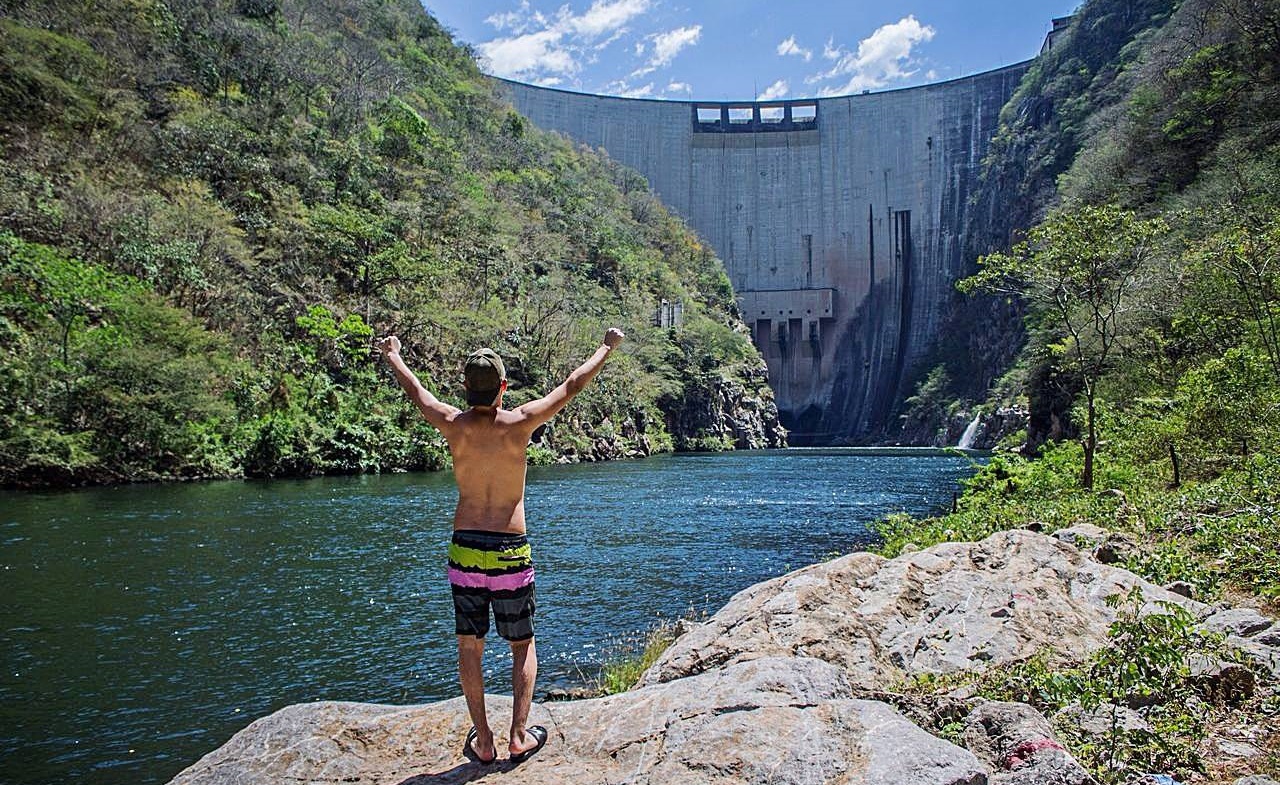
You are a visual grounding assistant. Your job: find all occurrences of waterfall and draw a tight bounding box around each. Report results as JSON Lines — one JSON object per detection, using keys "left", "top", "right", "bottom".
{"left": 957, "top": 414, "right": 981, "bottom": 450}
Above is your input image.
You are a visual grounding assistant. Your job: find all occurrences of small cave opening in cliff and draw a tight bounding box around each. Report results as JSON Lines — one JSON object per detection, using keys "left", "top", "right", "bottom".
{"left": 780, "top": 404, "right": 827, "bottom": 446}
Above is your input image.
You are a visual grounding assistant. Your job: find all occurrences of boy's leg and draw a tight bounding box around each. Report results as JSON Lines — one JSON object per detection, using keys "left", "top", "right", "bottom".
{"left": 457, "top": 635, "right": 496, "bottom": 761}
{"left": 508, "top": 637, "right": 539, "bottom": 756}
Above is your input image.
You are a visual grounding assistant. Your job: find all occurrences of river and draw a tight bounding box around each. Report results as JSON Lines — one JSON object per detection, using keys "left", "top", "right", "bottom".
{"left": 0, "top": 448, "right": 978, "bottom": 784}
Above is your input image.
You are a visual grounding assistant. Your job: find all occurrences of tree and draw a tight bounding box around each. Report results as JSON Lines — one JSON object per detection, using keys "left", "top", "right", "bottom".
{"left": 960, "top": 204, "right": 1167, "bottom": 489}
{"left": 1185, "top": 214, "right": 1280, "bottom": 379}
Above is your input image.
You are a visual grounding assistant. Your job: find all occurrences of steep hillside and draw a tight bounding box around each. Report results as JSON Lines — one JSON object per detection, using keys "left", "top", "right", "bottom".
{"left": 0, "top": 0, "right": 783, "bottom": 487}
{"left": 964, "top": 0, "right": 1280, "bottom": 452}
{"left": 878, "top": 3, "right": 1280, "bottom": 778}
{"left": 895, "top": 0, "right": 1179, "bottom": 445}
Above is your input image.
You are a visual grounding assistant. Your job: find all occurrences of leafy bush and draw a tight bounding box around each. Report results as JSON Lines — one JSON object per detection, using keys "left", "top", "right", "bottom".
{"left": 0, "top": 232, "right": 239, "bottom": 484}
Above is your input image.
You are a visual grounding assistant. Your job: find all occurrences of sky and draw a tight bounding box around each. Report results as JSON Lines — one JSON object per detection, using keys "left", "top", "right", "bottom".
{"left": 421, "top": 0, "right": 1083, "bottom": 102}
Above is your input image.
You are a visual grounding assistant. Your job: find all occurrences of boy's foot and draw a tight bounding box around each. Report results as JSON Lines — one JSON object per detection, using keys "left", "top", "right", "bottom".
{"left": 509, "top": 725, "right": 548, "bottom": 763}
{"left": 463, "top": 727, "right": 497, "bottom": 764}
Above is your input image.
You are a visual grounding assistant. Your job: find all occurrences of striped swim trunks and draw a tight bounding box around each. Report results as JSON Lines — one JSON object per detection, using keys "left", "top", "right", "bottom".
{"left": 447, "top": 529, "right": 536, "bottom": 641}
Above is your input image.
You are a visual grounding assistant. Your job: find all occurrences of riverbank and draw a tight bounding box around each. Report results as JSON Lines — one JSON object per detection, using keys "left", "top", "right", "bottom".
{"left": 167, "top": 528, "right": 1279, "bottom": 785}
{"left": 0, "top": 347, "right": 785, "bottom": 490}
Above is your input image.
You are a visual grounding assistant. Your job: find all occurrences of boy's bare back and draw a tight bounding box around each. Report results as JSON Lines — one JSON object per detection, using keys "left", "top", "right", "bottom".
{"left": 378, "top": 328, "right": 625, "bottom": 535}
{"left": 440, "top": 406, "right": 539, "bottom": 534}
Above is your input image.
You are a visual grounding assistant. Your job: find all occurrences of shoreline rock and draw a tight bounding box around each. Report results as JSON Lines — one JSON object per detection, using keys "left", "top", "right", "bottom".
{"left": 171, "top": 658, "right": 988, "bottom": 785}
{"left": 639, "top": 530, "right": 1207, "bottom": 690}
{"left": 168, "top": 530, "right": 1277, "bottom": 785}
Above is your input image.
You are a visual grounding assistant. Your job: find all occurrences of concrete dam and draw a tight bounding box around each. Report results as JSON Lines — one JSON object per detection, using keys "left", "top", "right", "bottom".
{"left": 498, "top": 60, "right": 1031, "bottom": 444}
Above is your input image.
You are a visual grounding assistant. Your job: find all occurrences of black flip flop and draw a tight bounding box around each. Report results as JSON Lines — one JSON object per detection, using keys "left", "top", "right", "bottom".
{"left": 509, "top": 725, "right": 548, "bottom": 763}
{"left": 463, "top": 727, "right": 497, "bottom": 765}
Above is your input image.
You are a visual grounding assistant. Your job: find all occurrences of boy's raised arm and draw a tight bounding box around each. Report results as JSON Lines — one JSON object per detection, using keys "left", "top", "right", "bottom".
{"left": 378, "top": 335, "right": 460, "bottom": 430}
{"left": 517, "top": 328, "right": 625, "bottom": 428}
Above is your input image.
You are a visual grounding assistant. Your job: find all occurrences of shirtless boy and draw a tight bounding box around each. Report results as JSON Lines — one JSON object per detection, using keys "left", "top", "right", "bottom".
{"left": 377, "top": 328, "right": 625, "bottom": 764}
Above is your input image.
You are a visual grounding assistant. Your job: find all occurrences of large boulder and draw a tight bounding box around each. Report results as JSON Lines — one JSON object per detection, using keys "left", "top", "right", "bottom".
{"left": 639, "top": 530, "right": 1205, "bottom": 689}
{"left": 1202, "top": 608, "right": 1274, "bottom": 638}
{"left": 169, "top": 657, "right": 987, "bottom": 785}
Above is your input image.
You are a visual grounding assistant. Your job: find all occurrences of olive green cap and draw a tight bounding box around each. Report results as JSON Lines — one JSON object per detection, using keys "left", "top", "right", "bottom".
{"left": 464, "top": 348, "right": 505, "bottom": 406}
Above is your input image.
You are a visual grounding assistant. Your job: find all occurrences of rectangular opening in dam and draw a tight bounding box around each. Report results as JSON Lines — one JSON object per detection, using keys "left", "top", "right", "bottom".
{"left": 738, "top": 289, "right": 835, "bottom": 321}
{"left": 691, "top": 100, "right": 819, "bottom": 133}
{"left": 696, "top": 106, "right": 721, "bottom": 124}
{"left": 791, "top": 103, "right": 816, "bottom": 124}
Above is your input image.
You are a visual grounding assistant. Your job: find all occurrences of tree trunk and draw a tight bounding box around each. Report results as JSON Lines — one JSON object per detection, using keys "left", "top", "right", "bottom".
{"left": 1082, "top": 391, "right": 1097, "bottom": 490}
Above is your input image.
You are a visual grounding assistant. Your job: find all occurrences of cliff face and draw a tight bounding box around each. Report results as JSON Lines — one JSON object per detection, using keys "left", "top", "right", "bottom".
{"left": 500, "top": 64, "right": 1026, "bottom": 445}
{"left": 883, "top": 0, "right": 1181, "bottom": 448}
{"left": 167, "top": 529, "right": 1280, "bottom": 784}
{"left": 665, "top": 359, "right": 788, "bottom": 452}
{"left": 536, "top": 358, "right": 785, "bottom": 462}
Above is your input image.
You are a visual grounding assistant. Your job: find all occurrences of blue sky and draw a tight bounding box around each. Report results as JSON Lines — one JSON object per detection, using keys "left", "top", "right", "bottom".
{"left": 421, "top": 0, "right": 1082, "bottom": 101}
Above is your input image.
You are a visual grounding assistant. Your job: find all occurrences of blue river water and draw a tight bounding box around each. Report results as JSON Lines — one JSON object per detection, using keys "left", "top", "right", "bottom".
{"left": 0, "top": 448, "right": 978, "bottom": 784}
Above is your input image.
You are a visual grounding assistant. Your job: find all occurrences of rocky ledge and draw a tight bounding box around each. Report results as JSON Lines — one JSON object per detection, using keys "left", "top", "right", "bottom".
{"left": 169, "top": 530, "right": 1279, "bottom": 785}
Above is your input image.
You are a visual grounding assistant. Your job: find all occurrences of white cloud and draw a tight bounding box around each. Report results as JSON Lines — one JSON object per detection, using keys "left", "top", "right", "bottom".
{"left": 476, "top": 0, "right": 653, "bottom": 81}
{"left": 647, "top": 25, "right": 701, "bottom": 68}
{"left": 485, "top": 2, "right": 546, "bottom": 35}
{"left": 776, "top": 35, "right": 812, "bottom": 62}
{"left": 666, "top": 80, "right": 693, "bottom": 94}
{"left": 479, "top": 29, "right": 577, "bottom": 78}
{"left": 757, "top": 79, "right": 789, "bottom": 101}
{"left": 806, "top": 15, "right": 935, "bottom": 96}
{"left": 606, "top": 79, "right": 655, "bottom": 98}
{"left": 630, "top": 23, "right": 702, "bottom": 79}
{"left": 569, "top": 0, "right": 650, "bottom": 37}
{"left": 592, "top": 26, "right": 630, "bottom": 52}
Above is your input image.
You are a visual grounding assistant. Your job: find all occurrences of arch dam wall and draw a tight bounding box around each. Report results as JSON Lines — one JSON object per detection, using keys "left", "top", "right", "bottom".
{"left": 497, "top": 62, "right": 1030, "bottom": 444}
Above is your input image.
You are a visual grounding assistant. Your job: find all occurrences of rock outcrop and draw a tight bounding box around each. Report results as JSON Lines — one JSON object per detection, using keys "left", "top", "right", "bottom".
{"left": 169, "top": 531, "right": 1277, "bottom": 785}
{"left": 963, "top": 701, "right": 1094, "bottom": 785}
{"left": 172, "top": 657, "right": 986, "bottom": 785}
{"left": 666, "top": 358, "right": 788, "bottom": 451}
{"left": 543, "top": 356, "right": 786, "bottom": 463}
{"left": 640, "top": 530, "right": 1204, "bottom": 689}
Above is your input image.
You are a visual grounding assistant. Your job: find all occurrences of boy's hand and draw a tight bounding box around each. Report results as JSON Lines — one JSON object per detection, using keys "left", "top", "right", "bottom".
{"left": 377, "top": 335, "right": 401, "bottom": 357}
{"left": 604, "top": 328, "right": 625, "bottom": 348}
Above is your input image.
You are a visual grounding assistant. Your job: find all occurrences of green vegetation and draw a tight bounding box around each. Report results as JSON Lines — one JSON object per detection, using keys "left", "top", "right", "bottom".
{"left": 887, "top": 2, "right": 1280, "bottom": 775}
{"left": 593, "top": 607, "right": 708, "bottom": 695}
{"left": 0, "top": 0, "right": 777, "bottom": 487}
{"left": 905, "top": 589, "right": 1278, "bottom": 784}
{"left": 882, "top": 0, "right": 1280, "bottom": 601}
{"left": 595, "top": 619, "right": 679, "bottom": 696}
{"left": 960, "top": 205, "right": 1168, "bottom": 488}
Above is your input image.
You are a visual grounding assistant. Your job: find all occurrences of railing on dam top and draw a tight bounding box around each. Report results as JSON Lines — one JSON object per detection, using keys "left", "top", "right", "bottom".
{"left": 692, "top": 100, "right": 818, "bottom": 133}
